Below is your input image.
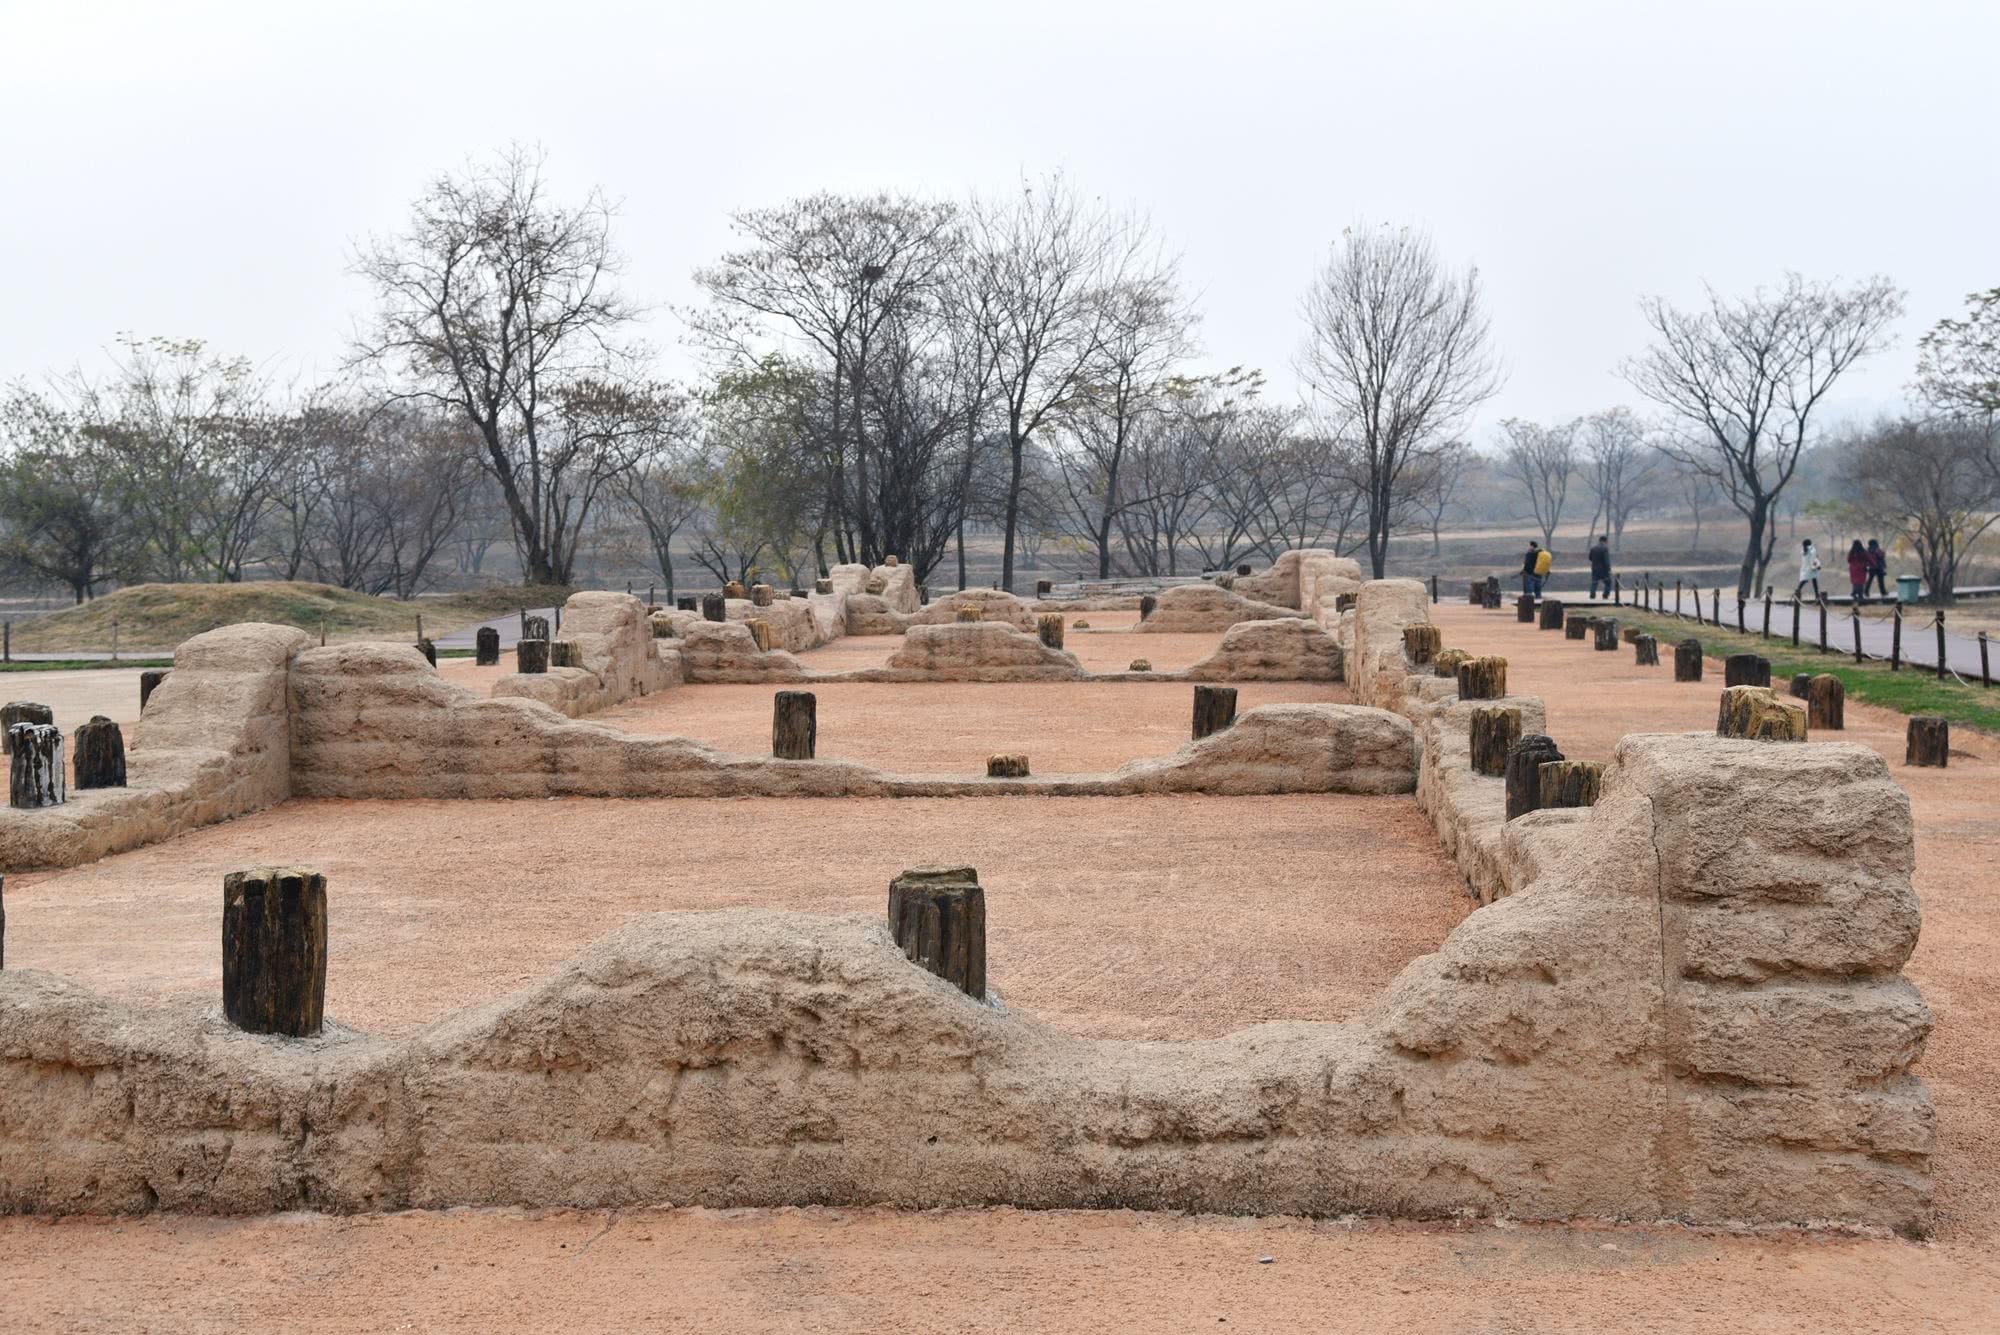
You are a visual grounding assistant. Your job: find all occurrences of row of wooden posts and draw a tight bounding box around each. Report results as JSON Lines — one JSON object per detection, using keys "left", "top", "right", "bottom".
{"left": 1, "top": 688, "right": 150, "bottom": 809}
{"left": 1473, "top": 590, "right": 1952, "bottom": 768}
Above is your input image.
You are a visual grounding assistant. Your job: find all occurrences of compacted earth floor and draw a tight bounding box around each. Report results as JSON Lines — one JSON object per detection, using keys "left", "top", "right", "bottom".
{"left": 9, "top": 601, "right": 2000, "bottom": 1330}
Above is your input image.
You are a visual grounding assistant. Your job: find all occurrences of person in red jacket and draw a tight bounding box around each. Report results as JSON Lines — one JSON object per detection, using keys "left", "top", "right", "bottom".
{"left": 1847, "top": 540, "right": 1869, "bottom": 602}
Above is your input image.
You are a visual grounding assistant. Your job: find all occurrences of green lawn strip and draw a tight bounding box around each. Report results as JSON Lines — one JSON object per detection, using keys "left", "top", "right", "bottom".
{"left": 1612, "top": 612, "right": 2000, "bottom": 736}
{"left": 0, "top": 658, "right": 176, "bottom": 672}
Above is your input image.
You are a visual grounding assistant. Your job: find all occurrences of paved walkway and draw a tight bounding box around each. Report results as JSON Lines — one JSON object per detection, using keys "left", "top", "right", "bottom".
{"left": 432, "top": 607, "right": 561, "bottom": 651}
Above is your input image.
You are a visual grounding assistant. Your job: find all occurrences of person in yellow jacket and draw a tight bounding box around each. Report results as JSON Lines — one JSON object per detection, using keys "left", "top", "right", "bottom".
{"left": 1532, "top": 544, "right": 1553, "bottom": 595}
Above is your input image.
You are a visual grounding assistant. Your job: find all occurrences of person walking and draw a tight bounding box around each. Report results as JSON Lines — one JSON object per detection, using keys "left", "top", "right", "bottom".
{"left": 1847, "top": 540, "right": 1869, "bottom": 603}
{"left": 1587, "top": 535, "right": 1612, "bottom": 600}
{"left": 1867, "top": 539, "right": 1890, "bottom": 598}
{"left": 1521, "top": 541, "right": 1541, "bottom": 595}
{"left": 1532, "top": 542, "right": 1553, "bottom": 596}
{"left": 1794, "top": 538, "right": 1822, "bottom": 600}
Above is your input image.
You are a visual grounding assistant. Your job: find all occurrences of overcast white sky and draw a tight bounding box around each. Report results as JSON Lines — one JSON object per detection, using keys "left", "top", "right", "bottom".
{"left": 3, "top": 0, "right": 1993, "bottom": 440}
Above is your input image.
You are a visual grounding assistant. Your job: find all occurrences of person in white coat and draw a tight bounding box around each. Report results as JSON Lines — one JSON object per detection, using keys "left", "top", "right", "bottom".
{"left": 1794, "top": 538, "right": 1823, "bottom": 600}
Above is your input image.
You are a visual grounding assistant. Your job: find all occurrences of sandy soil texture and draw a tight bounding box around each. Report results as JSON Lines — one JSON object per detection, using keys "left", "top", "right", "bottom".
{"left": 0, "top": 665, "right": 150, "bottom": 732}
{"left": 4, "top": 793, "right": 1463, "bottom": 1040}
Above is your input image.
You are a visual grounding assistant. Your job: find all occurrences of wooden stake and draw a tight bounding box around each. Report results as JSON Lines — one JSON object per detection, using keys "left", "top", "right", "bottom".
{"left": 1537, "top": 760, "right": 1604, "bottom": 809}
{"left": 72, "top": 716, "right": 125, "bottom": 789}
{"left": 1036, "top": 613, "right": 1065, "bottom": 649}
{"left": 1633, "top": 633, "right": 1658, "bottom": 666}
{"left": 1538, "top": 599, "right": 1565, "bottom": 630}
{"left": 1401, "top": 623, "right": 1442, "bottom": 665}
{"left": 773, "top": 690, "right": 816, "bottom": 759}
{"left": 516, "top": 639, "right": 551, "bottom": 674}
{"left": 140, "top": 668, "right": 171, "bottom": 710}
{"left": 1193, "top": 685, "right": 1238, "bottom": 739}
{"left": 1723, "top": 653, "right": 1771, "bottom": 687}
{"left": 1470, "top": 705, "right": 1521, "bottom": 777}
{"left": 8, "top": 723, "right": 63, "bottom": 808}
{"left": 1674, "top": 638, "right": 1703, "bottom": 682}
{"left": 221, "top": 867, "right": 327, "bottom": 1037}
{"left": 1565, "top": 616, "right": 1590, "bottom": 641}
{"left": 887, "top": 866, "right": 986, "bottom": 999}
{"left": 746, "top": 619, "right": 772, "bottom": 651}
{"left": 1593, "top": 618, "right": 1620, "bottom": 651}
{"left": 1433, "top": 647, "right": 1472, "bottom": 678}
{"left": 1907, "top": 716, "right": 1949, "bottom": 767}
{"left": 1455, "top": 656, "right": 1508, "bottom": 700}
{"left": 1716, "top": 686, "right": 1807, "bottom": 741}
{"left": 1505, "top": 734, "right": 1563, "bottom": 820}
{"left": 475, "top": 626, "right": 500, "bottom": 665}
{"left": 986, "top": 754, "right": 1029, "bottom": 778}
{"left": 1807, "top": 674, "right": 1844, "bottom": 730}
{"left": 1515, "top": 594, "right": 1536, "bottom": 623}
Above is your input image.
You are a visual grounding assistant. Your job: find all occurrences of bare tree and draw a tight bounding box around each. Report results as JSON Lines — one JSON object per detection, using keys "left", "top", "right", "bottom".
{"left": 1668, "top": 448, "right": 1717, "bottom": 554}
{"left": 1839, "top": 416, "right": 2000, "bottom": 603}
{"left": 1579, "top": 406, "right": 1662, "bottom": 550}
{"left": 353, "top": 146, "right": 651, "bottom": 584}
{"left": 1408, "top": 437, "right": 1471, "bottom": 557}
{"left": 1496, "top": 417, "right": 1577, "bottom": 548}
{"left": 1622, "top": 273, "right": 1903, "bottom": 595}
{"left": 1298, "top": 224, "right": 1499, "bottom": 577}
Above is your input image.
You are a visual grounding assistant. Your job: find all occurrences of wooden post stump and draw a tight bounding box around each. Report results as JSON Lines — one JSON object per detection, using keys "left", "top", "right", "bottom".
{"left": 1402, "top": 623, "right": 1442, "bottom": 665}
{"left": 475, "top": 627, "right": 500, "bottom": 665}
{"left": 1470, "top": 706, "right": 1522, "bottom": 777}
{"left": 7, "top": 723, "right": 62, "bottom": 808}
{"left": 887, "top": 865, "right": 986, "bottom": 999}
{"left": 416, "top": 638, "right": 437, "bottom": 667}
{"left": 1515, "top": 594, "right": 1535, "bottom": 623}
{"left": 1505, "top": 734, "right": 1563, "bottom": 820}
{"left": 521, "top": 615, "right": 550, "bottom": 642}
{"left": 884, "top": 555, "right": 900, "bottom": 567}
{"left": 1484, "top": 576, "right": 1501, "bottom": 608}
{"left": 1, "top": 702, "right": 52, "bottom": 755}
{"left": 1035, "top": 579, "right": 1052, "bottom": 596}
{"left": 1724, "top": 653, "right": 1771, "bottom": 687}
{"left": 1139, "top": 594, "right": 1157, "bottom": 620}
{"left": 139, "top": 669, "right": 171, "bottom": 710}
{"left": 773, "top": 690, "right": 816, "bottom": 759}
{"left": 1128, "top": 658, "right": 1152, "bottom": 672}
{"left": 222, "top": 867, "right": 327, "bottom": 1037}
{"left": 1237, "top": 563, "right": 1254, "bottom": 577}
{"left": 1788, "top": 672, "right": 1811, "bottom": 699}
{"left": 1538, "top": 760, "right": 1604, "bottom": 809}
{"left": 1335, "top": 592, "right": 1358, "bottom": 612}
{"left": 1193, "top": 685, "right": 1238, "bottom": 739}
{"left": 677, "top": 595, "right": 698, "bottom": 611}
{"left": 747, "top": 619, "right": 772, "bottom": 651}
{"left": 72, "top": 716, "right": 125, "bottom": 789}
{"left": 1621, "top": 625, "right": 1641, "bottom": 645}
{"left": 952, "top": 605, "right": 982, "bottom": 622}
{"left": 986, "top": 754, "right": 1029, "bottom": 778}
{"left": 1538, "top": 599, "right": 1564, "bottom": 630}
{"left": 723, "top": 581, "right": 748, "bottom": 600}
{"left": 1433, "top": 648, "right": 1472, "bottom": 679}
{"left": 1633, "top": 633, "right": 1658, "bottom": 666}
{"left": 700, "top": 594, "right": 726, "bottom": 622}
{"left": 1565, "top": 616, "right": 1590, "bottom": 641}
{"left": 1907, "top": 716, "right": 1949, "bottom": 767}
{"left": 1466, "top": 580, "right": 1483, "bottom": 605}
{"left": 814, "top": 578, "right": 834, "bottom": 595}
{"left": 516, "top": 639, "right": 550, "bottom": 674}
{"left": 1716, "top": 686, "right": 1807, "bottom": 741}
{"left": 1456, "top": 655, "right": 1507, "bottom": 700}
{"left": 1807, "top": 674, "right": 1844, "bottom": 730}
{"left": 549, "top": 640, "right": 580, "bottom": 668}
{"left": 1036, "top": 613, "right": 1065, "bottom": 649}
{"left": 1593, "top": 618, "right": 1620, "bottom": 651}
{"left": 750, "top": 584, "right": 774, "bottom": 606}
{"left": 1674, "top": 638, "right": 1703, "bottom": 682}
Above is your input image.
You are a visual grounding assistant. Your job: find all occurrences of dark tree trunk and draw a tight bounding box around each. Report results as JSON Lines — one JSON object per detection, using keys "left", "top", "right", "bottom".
{"left": 773, "top": 690, "right": 816, "bottom": 759}
{"left": 221, "top": 867, "right": 327, "bottom": 1037}
{"left": 887, "top": 865, "right": 986, "bottom": 999}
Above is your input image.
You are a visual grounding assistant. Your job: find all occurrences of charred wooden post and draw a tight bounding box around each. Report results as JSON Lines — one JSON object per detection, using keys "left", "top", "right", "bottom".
{"left": 1633, "top": 633, "right": 1659, "bottom": 665}
{"left": 701, "top": 594, "right": 726, "bottom": 622}
{"left": 1565, "top": 616, "right": 1590, "bottom": 641}
{"left": 986, "top": 754, "right": 1029, "bottom": 778}
{"left": 887, "top": 865, "right": 986, "bottom": 999}
{"left": 1237, "top": 563, "right": 1254, "bottom": 577}
{"left": 1470, "top": 706, "right": 1522, "bottom": 777}
{"left": 1138, "top": 594, "right": 1157, "bottom": 620}
{"left": 1402, "top": 623, "right": 1442, "bottom": 665}
{"left": 416, "top": 638, "right": 437, "bottom": 667}
{"left": 750, "top": 583, "right": 774, "bottom": 606}
{"left": 1515, "top": 594, "right": 1536, "bottom": 623}
{"left": 1724, "top": 653, "right": 1771, "bottom": 687}
{"left": 139, "top": 668, "right": 171, "bottom": 710}
{"left": 1484, "top": 575, "right": 1502, "bottom": 608}
{"left": 1467, "top": 579, "right": 1485, "bottom": 605}
{"left": 1036, "top": 579, "right": 1052, "bottom": 596}
{"left": 1456, "top": 655, "right": 1508, "bottom": 700}
{"left": 723, "top": 581, "right": 748, "bottom": 600}
{"left": 1621, "top": 625, "right": 1642, "bottom": 645}
{"left": 1, "top": 702, "right": 52, "bottom": 756}
{"left": 746, "top": 619, "right": 772, "bottom": 652}
{"left": 7, "top": 723, "right": 62, "bottom": 808}
{"left": 1907, "top": 716, "right": 1949, "bottom": 767}
{"left": 1537, "top": 760, "right": 1604, "bottom": 809}
{"left": 1193, "top": 685, "right": 1238, "bottom": 739}
{"left": 814, "top": 578, "right": 834, "bottom": 595}
{"left": 1433, "top": 647, "right": 1472, "bottom": 678}
{"left": 515, "top": 639, "right": 550, "bottom": 674}
{"left": 772, "top": 690, "right": 816, "bottom": 759}
{"left": 1716, "top": 686, "right": 1808, "bottom": 741}
{"left": 1593, "top": 618, "right": 1620, "bottom": 651}
{"left": 72, "top": 716, "right": 125, "bottom": 789}
{"left": 221, "top": 867, "right": 327, "bottom": 1038}
{"left": 1789, "top": 672, "right": 1812, "bottom": 699}
{"left": 1674, "top": 638, "right": 1704, "bottom": 682}
{"left": 955, "top": 606, "right": 984, "bottom": 622}
{"left": 678, "top": 595, "right": 698, "bottom": 611}
{"left": 1538, "top": 599, "right": 1565, "bottom": 630}
{"left": 549, "top": 640, "right": 580, "bottom": 668}
{"left": 1128, "top": 658, "right": 1152, "bottom": 672}
{"left": 1036, "top": 613, "right": 1065, "bottom": 649}
{"left": 1505, "top": 734, "right": 1564, "bottom": 820}
{"left": 1807, "top": 674, "right": 1845, "bottom": 730}
{"left": 521, "top": 615, "right": 550, "bottom": 642}
{"left": 475, "top": 626, "right": 500, "bottom": 665}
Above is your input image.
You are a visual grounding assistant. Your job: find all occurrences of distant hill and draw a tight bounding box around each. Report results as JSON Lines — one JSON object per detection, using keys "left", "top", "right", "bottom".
{"left": 10, "top": 581, "right": 573, "bottom": 654}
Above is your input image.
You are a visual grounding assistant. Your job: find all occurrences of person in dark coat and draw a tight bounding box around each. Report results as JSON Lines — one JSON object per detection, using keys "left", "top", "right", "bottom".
{"left": 1867, "top": 539, "right": 1889, "bottom": 597}
{"left": 1521, "top": 541, "right": 1542, "bottom": 595}
{"left": 1847, "top": 540, "right": 1869, "bottom": 602}
{"left": 1587, "top": 536, "right": 1612, "bottom": 599}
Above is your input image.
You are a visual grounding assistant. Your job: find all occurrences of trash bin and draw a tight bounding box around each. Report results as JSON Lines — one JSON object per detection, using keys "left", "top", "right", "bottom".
{"left": 1896, "top": 574, "right": 1923, "bottom": 604}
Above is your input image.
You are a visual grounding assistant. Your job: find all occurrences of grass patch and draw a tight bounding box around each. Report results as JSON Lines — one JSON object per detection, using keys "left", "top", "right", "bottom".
{"left": 1616, "top": 612, "right": 2000, "bottom": 736}
{"left": 0, "top": 657, "right": 175, "bottom": 672}
{"left": 8, "top": 581, "right": 572, "bottom": 654}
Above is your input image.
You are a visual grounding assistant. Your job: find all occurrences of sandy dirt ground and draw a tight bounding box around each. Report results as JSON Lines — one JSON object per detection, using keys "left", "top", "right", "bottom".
{"left": 0, "top": 664, "right": 150, "bottom": 732}
{"left": 8, "top": 600, "right": 2000, "bottom": 1330}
